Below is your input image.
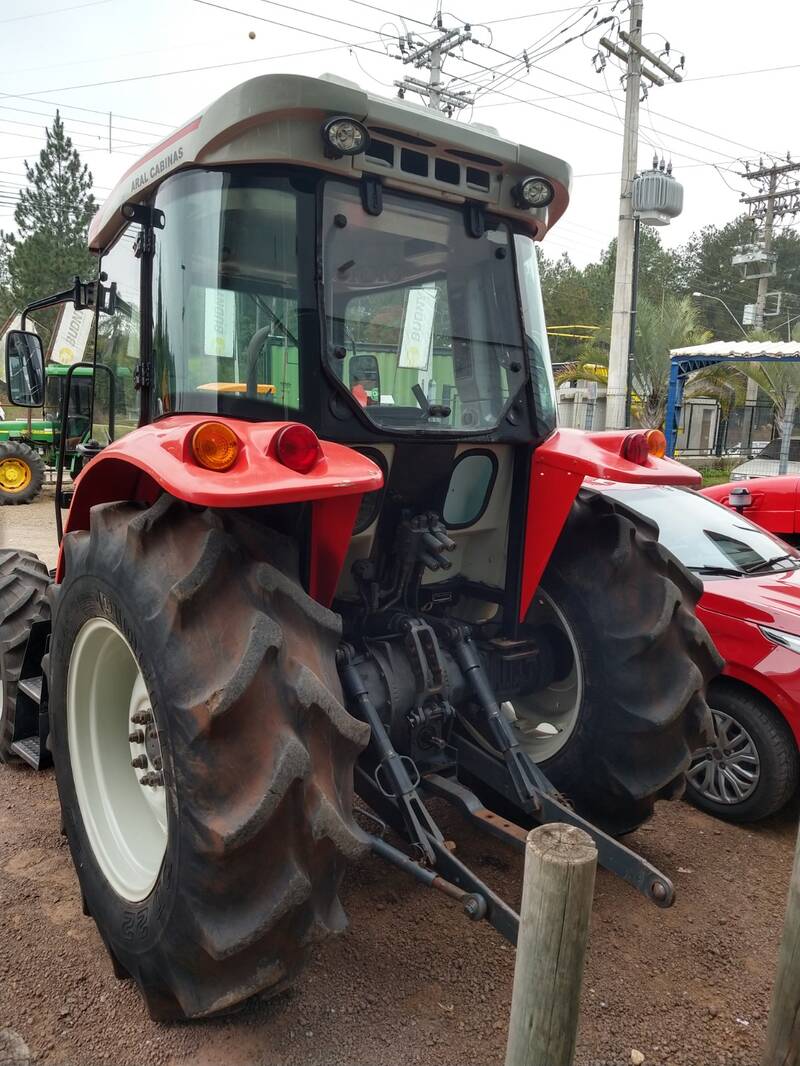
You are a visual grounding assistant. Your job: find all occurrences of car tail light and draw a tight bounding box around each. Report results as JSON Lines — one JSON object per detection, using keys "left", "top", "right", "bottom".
{"left": 621, "top": 432, "right": 649, "bottom": 465}
{"left": 275, "top": 424, "right": 321, "bottom": 474}
{"left": 645, "top": 429, "right": 667, "bottom": 458}
{"left": 191, "top": 421, "right": 240, "bottom": 471}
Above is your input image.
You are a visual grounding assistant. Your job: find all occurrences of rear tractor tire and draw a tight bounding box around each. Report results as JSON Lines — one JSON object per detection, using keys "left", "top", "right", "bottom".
{"left": 47, "top": 494, "right": 370, "bottom": 1020}
{"left": 0, "top": 549, "right": 51, "bottom": 761}
{"left": 509, "top": 489, "right": 721, "bottom": 835}
{"left": 0, "top": 441, "right": 45, "bottom": 505}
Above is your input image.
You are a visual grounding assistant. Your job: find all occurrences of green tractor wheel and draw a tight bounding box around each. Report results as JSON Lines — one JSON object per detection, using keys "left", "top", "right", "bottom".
{"left": 0, "top": 442, "right": 46, "bottom": 505}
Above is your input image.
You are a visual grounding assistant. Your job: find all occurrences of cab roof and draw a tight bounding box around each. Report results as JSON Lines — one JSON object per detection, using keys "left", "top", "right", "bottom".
{"left": 89, "top": 73, "right": 571, "bottom": 253}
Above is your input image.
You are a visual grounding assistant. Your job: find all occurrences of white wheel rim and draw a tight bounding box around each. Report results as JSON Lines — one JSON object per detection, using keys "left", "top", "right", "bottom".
{"left": 510, "top": 592, "right": 584, "bottom": 763}
{"left": 67, "top": 617, "right": 167, "bottom": 902}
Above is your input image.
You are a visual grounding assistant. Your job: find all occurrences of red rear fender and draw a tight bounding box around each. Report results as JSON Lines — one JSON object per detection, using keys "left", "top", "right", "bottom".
{"left": 60, "top": 416, "right": 383, "bottom": 605}
{"left": 519, "top": 429, "right": 700, "bottom": 620}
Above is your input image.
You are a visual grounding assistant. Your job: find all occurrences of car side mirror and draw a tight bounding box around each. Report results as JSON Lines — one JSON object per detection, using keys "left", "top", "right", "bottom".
{"left": 5, "top": 330, "right": 45, "bottom": 408}
{"left": 348, "top": 353, "right": 381, "bottom": 404}
{"left": 729, "top": 485, "right": 753, "bottom": 514}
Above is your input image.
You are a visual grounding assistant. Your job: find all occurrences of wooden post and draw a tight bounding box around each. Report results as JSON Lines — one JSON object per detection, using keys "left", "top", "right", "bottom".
{"left": 762, "top": 820, "right": 800, "bottom": 1066}
{"left": 505, "top": 823, "right": 597, "bottom": 1066}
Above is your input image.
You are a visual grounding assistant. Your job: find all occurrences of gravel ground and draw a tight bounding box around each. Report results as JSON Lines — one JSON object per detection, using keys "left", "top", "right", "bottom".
{"left": 0, "top": 488, "right": 797, "bottom": 1066}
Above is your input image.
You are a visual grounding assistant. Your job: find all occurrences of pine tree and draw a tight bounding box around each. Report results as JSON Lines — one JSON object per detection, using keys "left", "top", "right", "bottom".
{"left": 0, "top": 111, "right": 96, "bottom": 329}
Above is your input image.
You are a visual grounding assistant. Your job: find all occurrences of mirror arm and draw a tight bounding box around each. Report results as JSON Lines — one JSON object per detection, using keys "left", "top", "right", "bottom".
{"left": 20, "top": 277, "right": 83, "bottom": 329}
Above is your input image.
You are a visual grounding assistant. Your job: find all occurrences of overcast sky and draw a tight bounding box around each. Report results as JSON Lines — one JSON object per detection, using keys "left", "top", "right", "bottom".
{"left": 2, "top": 0, "right": 799, "bottom": 270}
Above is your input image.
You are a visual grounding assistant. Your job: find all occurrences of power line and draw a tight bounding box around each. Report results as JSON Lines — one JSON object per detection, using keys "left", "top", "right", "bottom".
{"left": 688, "top": 61, "right": 800, "bottom": 83}
{"left": 0, "top": 0, "right": 110, "bottom": 23}
{"left": 458, "top": 54, "right": 745, "bottom": 168}
{"left": 499, "top": 56, "right": 776, "bottom": 159}
{"left": 254, "top": 0, "right": 384, "bottom": 39}
{"left": 0, "top": 115, "right": 150, "bottom": 151}
{"left": 340, "top": 0, "right": 432, "bottom": 31}
{"left": 0, "top": 94, "right": 173, "bottom": 130}
{"left": 0, "top": 103, "right": 167, "bottom": 140}
{"left": 447, "top": 31, "right": 760, "bottom": 169}
{"left": 485, "top": 1, "right": 618, "bottom": 26}
{"left": 192, "top": 0, "right": 390, "bottom": 58}
{"left": 5, "top": 19, "right": 388, "bottom": 98}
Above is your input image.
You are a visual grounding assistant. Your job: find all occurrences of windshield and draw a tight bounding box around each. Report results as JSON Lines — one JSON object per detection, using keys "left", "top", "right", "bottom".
{"left": 601, "top": 484, "right": 800, "bottom": 575}
{"left": 753, "top": 438, "right": 800, "bottom": 462}
{"left": 322, "top": 181, "right": 553, "bottom": 434}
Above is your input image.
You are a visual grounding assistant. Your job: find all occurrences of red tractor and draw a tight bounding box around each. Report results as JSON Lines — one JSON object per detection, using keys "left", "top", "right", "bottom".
{"left": 0, "top": 74, "right": 718, "bottom": 1021}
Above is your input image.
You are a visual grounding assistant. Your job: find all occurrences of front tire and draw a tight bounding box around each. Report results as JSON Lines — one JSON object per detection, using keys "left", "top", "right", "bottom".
{"left": 48, "top": 495, "right": 369, "bottom": 1020}
{"left": 511, "top": 489, "right": 721, "bottom": 834}
{"left": 0, "top": 441, "right": 45, "bottom": 505}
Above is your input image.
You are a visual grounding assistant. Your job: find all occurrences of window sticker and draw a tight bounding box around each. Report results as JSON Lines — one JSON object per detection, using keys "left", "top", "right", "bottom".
{"left": 203, "top": 288, "right": 236, "bottom": 359}
{"left": 398, "top": 285, "right": 436, "bottom": 370}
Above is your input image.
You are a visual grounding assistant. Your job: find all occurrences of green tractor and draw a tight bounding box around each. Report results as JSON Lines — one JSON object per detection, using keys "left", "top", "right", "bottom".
{"left": 0, "top": 362, "right": 125, "bottom": 505}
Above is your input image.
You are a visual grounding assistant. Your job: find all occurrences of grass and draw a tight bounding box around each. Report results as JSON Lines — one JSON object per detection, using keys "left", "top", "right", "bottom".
{"left": 701, "top": 466, "right": 736, "bottom": 487}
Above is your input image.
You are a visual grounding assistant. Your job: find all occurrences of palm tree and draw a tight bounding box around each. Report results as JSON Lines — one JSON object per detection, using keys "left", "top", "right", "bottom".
{"left": 732, "top": 329, "right": 800, "bottom": 429}
{"left": 554, "top": 295, "right": 711, "bottom": 429}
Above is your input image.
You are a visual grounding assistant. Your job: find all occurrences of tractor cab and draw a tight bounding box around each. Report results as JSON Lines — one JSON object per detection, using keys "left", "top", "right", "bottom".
{"left": 66, "top": 74, "right": 575, "bottom": 625}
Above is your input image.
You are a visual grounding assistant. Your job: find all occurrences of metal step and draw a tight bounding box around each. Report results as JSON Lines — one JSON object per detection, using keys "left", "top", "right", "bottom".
{"left": 18, "top": 676, "right": 42, "bottom": 704}
{"left": 10, "top": 736, "right": 42, "bottom": 768}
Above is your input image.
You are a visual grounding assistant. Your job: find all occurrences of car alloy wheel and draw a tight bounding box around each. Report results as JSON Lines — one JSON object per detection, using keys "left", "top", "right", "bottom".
{"left": 688, "top": 709, "right": 760, "bottom": 806}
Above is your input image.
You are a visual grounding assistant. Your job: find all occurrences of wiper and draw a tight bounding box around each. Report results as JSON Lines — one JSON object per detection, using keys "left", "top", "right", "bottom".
{"left": 689, "top": 565, "right": 743, "bottom": 578}
{"left": 742, "top": 553, "right": 800, "bottom": 574}
{"left": 411, "top": 383, "right": 451, "bottom": 419}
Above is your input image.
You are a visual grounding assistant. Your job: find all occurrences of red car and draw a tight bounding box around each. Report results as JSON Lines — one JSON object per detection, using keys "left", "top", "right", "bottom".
{"left": 702, "top": 474, "right": 800, "bottom": 546}
{"left": 592, "top": 478, "right": 800, "bottom": 821}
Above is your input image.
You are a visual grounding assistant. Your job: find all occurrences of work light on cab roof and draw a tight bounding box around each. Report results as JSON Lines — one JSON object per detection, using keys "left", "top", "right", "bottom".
{"left": 322, "top": 116, "right": 370, "bottom": 158}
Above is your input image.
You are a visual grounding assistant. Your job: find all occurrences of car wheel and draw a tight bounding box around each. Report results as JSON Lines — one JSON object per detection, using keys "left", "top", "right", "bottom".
{"left": 686, "top": 687, "right": 799, "bottom": 822}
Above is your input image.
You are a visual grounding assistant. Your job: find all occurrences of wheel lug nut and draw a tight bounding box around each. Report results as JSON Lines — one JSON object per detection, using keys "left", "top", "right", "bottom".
{"left": 128, "top": 730, "right": 144, "bottom": 744}
{"left": 152, "top": 757, "right": 163, "bottom": 771}
{"left": 139, "top": 771, "right": 164, "bottom": 788}
{"left": 131, "top": 711, "right": 153, "bottom": 725}
{"left": 131, "top": 755, "right": 148, "bottom": 769}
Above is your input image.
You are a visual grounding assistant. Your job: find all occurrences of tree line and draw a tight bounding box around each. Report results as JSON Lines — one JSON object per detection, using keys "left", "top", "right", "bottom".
{"left": 540, "top": 221, "right": 800, "bottom": 428}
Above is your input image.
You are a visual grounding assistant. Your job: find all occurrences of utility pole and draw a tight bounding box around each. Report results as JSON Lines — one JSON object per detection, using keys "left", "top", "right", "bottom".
{"left": 395, "top": 18, "right": 475, "bottom": 113}
{"left": 736, "top": 159, "right": 800, "bottom": 329}
{"left": 601, "top": 2, "right": 684, "bottom": 429}
{"left": 604, "top": 0, "right": 643, "bottom": 431}
{"left": 756, "top": 170, "right": 777, "bottom": 330}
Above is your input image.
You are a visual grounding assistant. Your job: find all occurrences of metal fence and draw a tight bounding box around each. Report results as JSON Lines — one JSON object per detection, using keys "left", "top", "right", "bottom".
{"left": 674, "top": 400, "right": 780, "bottom": 463}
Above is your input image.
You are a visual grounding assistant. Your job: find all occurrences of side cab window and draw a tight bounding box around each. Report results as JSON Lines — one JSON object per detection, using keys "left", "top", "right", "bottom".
{"left": 94, "top": 225, "right": 142, "bottom": 440}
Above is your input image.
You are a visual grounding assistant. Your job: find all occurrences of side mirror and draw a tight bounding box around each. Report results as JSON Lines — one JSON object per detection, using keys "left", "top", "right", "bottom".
{"left": 5, "top": 330, "right": 45, "bottom": 408}
{"left": 348, "top": 353, "right": 381, "bottom": 405}
{"left": 729, "top": 485, "right": 753, "bottom": 513}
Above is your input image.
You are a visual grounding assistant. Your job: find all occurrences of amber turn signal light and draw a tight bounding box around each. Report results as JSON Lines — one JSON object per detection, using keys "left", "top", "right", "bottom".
{"left": 191, "top": 421, "right": 240, "bottom": 471}
{"left": 645, "top": 429, "right": 667, "bottom": 458}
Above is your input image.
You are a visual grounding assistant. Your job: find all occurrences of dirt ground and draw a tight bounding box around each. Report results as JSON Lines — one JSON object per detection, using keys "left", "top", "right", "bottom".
{"left": 0, "top": 489, "right": 797, "bottom": 1066}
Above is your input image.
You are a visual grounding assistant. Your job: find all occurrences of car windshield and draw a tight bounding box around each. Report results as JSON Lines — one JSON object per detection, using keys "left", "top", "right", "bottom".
{"left": 752, "top": 438, "right": 800, "bottom": 462}
{"left": 322, "top": 180, "right": 555, "bottom": 435}
{"left": 601, "top": 484, "right": 800, "bottom": 575}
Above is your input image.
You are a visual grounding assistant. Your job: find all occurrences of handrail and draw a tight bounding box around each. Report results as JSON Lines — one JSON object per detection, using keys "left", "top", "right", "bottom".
{"left": 55, "top": 361, "right": 116, "bottom": 544}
